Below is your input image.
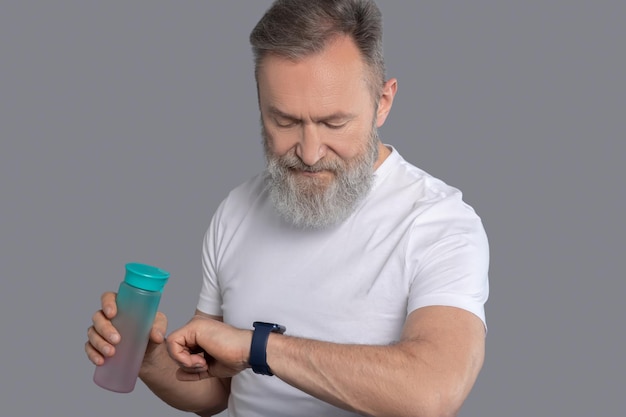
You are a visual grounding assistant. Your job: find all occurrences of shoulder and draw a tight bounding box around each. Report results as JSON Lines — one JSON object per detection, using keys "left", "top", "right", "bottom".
{"left": 375, "top": 148, "right": 480, "bottom": 223}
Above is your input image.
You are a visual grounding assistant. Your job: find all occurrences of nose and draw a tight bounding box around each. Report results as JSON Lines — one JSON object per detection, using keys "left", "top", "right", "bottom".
{"left": 296, "top": 123, "right": 326, "bottom": 166}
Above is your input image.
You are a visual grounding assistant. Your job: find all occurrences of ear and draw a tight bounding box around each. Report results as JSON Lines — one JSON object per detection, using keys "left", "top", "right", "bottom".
{"left": 375, "top": 78, "right": 398, "bottom": 128}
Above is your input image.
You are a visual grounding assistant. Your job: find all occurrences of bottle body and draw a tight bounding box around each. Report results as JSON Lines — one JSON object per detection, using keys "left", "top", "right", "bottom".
{"left": 93, "top": 281, "right": 162, "bottom": 393}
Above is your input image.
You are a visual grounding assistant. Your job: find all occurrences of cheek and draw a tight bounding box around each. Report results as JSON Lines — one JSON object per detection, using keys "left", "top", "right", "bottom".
{"left": 262, "top": 120, "right": 295, "bottom": 155}
{"left": 328, "top": 142, "right": 358, "bottom": 161}
{"left": 326, "top": 125, "right": 371, "bottom": 160}
{"left": 265, "top": 129, "right": 299, "bottom": 157}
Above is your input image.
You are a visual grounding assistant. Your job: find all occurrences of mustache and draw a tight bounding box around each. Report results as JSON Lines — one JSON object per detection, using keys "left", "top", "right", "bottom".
{"left": 277, "top": 152, "right": 344, "bottom": 173}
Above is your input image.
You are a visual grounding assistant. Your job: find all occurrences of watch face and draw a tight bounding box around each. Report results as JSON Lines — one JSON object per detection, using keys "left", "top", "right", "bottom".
{"left": 272, "top": 324, "right": 286, "bottom": 334}
{"left": 253, "top": 321, "right": 286, "bottom": 334}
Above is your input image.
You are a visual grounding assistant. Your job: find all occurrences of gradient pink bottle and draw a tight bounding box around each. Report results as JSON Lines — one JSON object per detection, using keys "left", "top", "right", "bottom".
{"left": 93, "top": 263, "right": 170, "bottom": 393}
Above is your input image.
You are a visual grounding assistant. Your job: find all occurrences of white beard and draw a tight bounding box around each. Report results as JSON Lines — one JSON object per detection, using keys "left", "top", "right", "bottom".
{"left": 263, "top": 128, "right": 380, "bottom": 229}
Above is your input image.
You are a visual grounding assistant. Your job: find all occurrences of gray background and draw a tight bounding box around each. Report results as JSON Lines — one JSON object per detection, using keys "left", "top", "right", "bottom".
{"left": 1, "top": 1, "right": 623, "bottom": 416}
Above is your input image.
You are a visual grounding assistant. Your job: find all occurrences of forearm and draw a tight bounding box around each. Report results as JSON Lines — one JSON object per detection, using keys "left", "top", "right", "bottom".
{"left": 266, "top": 335, "right": 473, "bottom": 417}
{"left": 139, "top": 343, "right": 229, "bottom": 415}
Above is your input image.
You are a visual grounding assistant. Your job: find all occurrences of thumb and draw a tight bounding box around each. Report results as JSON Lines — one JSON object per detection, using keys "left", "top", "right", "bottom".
{"left": 150, "top": 312, "right": 168, "bottom": 344}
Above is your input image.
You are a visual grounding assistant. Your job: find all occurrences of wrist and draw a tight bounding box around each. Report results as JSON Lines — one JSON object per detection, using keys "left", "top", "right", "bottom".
{"left": 139, "top": 342, "right": 169, "bottom": 379}
{"left": 264, "top": 332, "right": 283, "bottom": 375}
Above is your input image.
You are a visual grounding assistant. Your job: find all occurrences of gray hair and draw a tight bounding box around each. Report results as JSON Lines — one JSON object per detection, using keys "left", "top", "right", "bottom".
{"left": 250, "top": 0, "right": 386, "bottom": 98}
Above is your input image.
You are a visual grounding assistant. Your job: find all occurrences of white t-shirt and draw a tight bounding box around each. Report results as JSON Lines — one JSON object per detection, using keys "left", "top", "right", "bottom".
{"left": 197, "top": 147, "right": 489, "bottom": 417}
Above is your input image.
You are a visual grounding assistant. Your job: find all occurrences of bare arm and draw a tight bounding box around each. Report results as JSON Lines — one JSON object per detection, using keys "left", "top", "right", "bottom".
{"left": 138, "top": 310, "right": 231, "bottom": 415}
{"left": 139, "top": 340, "right": 230, "bottom": 415}
{"left": 167, "top": 305, "right": 485, "bottom": 417}
{"left": 267, "top": 306, "right": 485, "bottom": 417}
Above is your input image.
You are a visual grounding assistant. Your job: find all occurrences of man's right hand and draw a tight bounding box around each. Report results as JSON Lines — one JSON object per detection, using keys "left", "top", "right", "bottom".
{"left": 85, "top": 291, "right": 168, "bottom": 366}
{"left": 86, "top": 293, "right": 230, "bottom": 413}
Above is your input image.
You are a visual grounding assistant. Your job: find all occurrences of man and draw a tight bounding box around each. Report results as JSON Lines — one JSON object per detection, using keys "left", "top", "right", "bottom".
{"left": 86, "top": 1, "right": 489, "bottom": 416}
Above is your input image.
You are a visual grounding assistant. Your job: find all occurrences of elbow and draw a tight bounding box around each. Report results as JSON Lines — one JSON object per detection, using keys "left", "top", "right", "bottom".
{"left": 406, "top": 399, "right": 461, "bottom": 417}
{"left": 192, "top": 405, "right": 228, "bottom": 417}
{"left": 400, "top": 385, "right": 466, "bottom": 417}
{"left": 424, "top": 396, "right": 463, "bottom": 417}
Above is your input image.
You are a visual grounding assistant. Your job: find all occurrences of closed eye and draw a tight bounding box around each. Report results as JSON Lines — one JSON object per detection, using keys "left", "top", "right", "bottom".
{"left": 274, "top": 118, "right": 299, "bottom": 128}
{"left": 323, "top": 121, "right": 348, "bottom": 130}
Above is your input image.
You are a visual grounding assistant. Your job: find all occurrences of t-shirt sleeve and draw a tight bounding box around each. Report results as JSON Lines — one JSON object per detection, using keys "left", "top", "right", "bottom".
{"left": 407, "top": 193, "right": 490, "bottom": 329}
{"left": 196, "top": 199, "right": 227, "bottom": 316}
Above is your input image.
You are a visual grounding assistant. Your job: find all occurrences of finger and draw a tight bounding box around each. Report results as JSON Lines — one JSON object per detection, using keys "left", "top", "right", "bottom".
{"left": 100, "top": 292, "right": 117, "bottom": 319}
{"left": 91, "top": 309, "right": 120, "bottom": 345}
{"left": 150, "top": 311, "right": 168, "bottom": 344}
{"left": 86, "top": 325, "right": 116, "bottom": 359}
{"left": 169, "top": 345, "right": 208, "bottom": 369}
{"left": 85, "top": 340, "right": 106, "bottom": 366}
{"left": 166, "top": 333, "right": 191, "bottom": 366}
{"left": 166, "top": 332, "right": 206, "bottom": 369}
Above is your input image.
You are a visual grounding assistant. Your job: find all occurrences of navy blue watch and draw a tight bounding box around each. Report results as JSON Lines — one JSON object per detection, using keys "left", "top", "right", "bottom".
{"left": 249, "top": 321, "right": 286, "bottom": 376}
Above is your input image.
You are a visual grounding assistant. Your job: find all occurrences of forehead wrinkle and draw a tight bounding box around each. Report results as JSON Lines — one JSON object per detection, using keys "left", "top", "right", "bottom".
{"left": 267, "top": 103, "right": 357, "bottom": 124}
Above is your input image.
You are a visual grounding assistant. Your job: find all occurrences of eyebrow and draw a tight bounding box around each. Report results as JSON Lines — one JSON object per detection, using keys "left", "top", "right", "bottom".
{"left": 267, "top": 105, "right": 356, "bottom": 123}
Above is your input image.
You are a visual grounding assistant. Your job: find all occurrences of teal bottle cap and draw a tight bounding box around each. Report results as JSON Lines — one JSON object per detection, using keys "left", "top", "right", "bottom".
{"left": 124, "top": 263, "right": 170, "bottom": 292}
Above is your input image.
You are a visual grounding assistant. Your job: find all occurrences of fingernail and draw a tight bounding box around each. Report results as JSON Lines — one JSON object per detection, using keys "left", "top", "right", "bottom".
{"left": 104, "top": 307, "right": 113, "bottom": 317}
{"left": 102, "top": 346, "right": 112, "bottom": 356}
{"left": 109, "top": 333, "right": 120, "bottom": 344}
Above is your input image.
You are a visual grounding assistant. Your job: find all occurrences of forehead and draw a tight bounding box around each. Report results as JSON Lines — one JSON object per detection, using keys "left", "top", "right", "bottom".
{"left": 257, "top": 36, "right": 373, "bottom": 114}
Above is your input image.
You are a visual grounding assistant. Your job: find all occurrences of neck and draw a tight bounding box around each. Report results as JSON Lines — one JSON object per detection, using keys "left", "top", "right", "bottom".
{"left": 374, "top": 142, "right": 391, "bottom": 170}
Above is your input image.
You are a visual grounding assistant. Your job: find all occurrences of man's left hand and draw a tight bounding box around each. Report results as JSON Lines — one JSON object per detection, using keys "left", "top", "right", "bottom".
{"left": 166, "top": 315, "right": 252, "bottom": 380}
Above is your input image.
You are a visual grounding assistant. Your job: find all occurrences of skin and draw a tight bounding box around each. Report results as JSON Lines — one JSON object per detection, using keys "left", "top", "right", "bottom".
{"left": 87, "top": 293, "right": 229, "bottom": 415}
{"left": 86, "top": 36, "right": 485, "bottom": 417}
{"left": 259, "top": 35, "right": 395, "bottom": 178}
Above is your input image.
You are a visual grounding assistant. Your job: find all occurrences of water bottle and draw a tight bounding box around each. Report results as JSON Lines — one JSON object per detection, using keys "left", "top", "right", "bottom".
{"left": 93, "top": 262, "right": 170, "bottom": 393}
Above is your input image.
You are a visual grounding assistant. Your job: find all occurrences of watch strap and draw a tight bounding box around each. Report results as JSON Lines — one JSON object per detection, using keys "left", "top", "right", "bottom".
{"left": 249, "top": 321, "right": 286, "bottom": 376}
